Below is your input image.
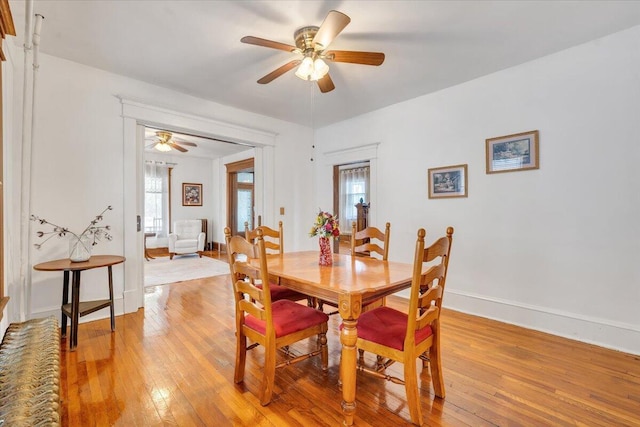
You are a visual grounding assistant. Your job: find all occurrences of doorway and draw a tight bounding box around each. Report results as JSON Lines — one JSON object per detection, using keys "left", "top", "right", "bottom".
{"left": 122, "top": 98, "right": 277, "bottom": 314}
{"left": 334, "top": 161, "right": 370, "bottom": 244}
{"left": 226, "top": 158, "right": 255, "bottom": 236}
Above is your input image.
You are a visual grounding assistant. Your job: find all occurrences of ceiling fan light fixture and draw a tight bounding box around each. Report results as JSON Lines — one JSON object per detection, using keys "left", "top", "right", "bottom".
{"left": 295, "top": 55, "right": 329, "bottom": 81}
{"left": 155, "top": 143, "right": 172, "bottom": 152}
{"left": 311, "top": 58, "right": 329, "bottom": 80}
{"left": 295, "top": 56, "right": 314, "bottom": 80}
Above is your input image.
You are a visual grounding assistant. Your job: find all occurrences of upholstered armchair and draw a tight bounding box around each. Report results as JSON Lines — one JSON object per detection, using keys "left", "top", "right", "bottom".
{"left": 168, "top": 220, "right": 206, "bottom": 259}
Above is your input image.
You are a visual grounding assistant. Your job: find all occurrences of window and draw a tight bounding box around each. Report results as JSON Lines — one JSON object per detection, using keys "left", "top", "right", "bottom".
{"left": 338, "top": 163, "right": 370, "bottom": 233}
{"left": 236, "top": 172, "right": 254, "bottom": 230}
{"left": 144, "top": 162, "right": 170, "bottom": 237}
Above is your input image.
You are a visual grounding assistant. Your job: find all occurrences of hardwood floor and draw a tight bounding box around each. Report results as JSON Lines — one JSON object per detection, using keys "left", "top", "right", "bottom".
{"left": 62, "top": 269, "right": 640, "bottom": 426}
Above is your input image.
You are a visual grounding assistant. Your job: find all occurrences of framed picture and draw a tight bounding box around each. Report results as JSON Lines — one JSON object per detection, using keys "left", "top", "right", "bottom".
{"left": 486, "top": 130, "right": 539, "bottom": 174}
{"left": 428, "top": 164, "right": 468, "bottom": 199}
{"left": 182, "top": 183, "right": 202, "bottom": 206}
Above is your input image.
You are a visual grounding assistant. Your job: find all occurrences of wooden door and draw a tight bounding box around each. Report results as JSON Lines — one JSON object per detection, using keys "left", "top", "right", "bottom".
{"left": 226, "top": 158, "right": 255, "bottom": 236}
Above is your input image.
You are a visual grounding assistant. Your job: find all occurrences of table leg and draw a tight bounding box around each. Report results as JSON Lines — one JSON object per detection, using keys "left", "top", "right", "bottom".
{"left": 70, "top": 271, "right": 81, "bottom": 351}
{"left": 339, "top": 294, "right": 362, "bottom": 426}
{"left": 61, "top": 270, "right": 70, "bottom": 337}
{"left": 340, "top": 318, "right": 358, "bottom": 426}
{"left": 108, "top": 266, "right": 115, "bottom": 331}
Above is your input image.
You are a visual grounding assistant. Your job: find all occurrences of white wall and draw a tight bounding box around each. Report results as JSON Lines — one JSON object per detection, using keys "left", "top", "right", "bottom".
{"left": 9, "top": 52, "right": 313, "bottom": 323}
{"left": 315, "top": 26, "right": 640, "bottom": 354}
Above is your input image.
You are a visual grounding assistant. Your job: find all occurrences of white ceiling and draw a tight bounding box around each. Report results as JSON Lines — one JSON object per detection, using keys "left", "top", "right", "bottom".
{"left": 9, "top": 1, "right": 640, "bottom": 131}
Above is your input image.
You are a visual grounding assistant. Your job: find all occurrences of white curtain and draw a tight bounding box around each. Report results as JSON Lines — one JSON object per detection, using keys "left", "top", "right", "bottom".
{"left": 144, "top": 162, "right": 169, "bottom": 238}
{"left": 339, "top": 166, "right": 370, "bottom": 234}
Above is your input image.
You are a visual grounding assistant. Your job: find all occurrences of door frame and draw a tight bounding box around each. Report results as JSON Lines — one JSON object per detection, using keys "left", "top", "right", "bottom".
{"left": 322, "top": 143, "right": 379, "bottom": 233}
{"left": 120, "top": 98, "right": 276, "bottom": 312}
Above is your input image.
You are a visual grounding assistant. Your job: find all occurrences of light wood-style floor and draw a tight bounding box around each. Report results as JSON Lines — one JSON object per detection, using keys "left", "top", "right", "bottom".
{"left": 62, "top": 258, "right": 640, "bottom": 426}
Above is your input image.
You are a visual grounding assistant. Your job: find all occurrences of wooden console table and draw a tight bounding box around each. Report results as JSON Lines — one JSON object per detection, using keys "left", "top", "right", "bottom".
{"left": 33, "top": 255, "right": 125, "bottom": 350}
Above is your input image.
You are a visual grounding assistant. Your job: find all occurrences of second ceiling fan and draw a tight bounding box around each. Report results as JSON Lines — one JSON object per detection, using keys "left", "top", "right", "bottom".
{"left": 241, "top": 10, "right": 385, "bottom": 93}
{"left": 146, "top": 130, "right": 197, "bottom": 153}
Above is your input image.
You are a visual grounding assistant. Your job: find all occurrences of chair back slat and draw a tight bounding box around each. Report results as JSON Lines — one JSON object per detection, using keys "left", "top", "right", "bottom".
{"left": 234, "top": 262, "right": 260, "bottom": 281}
{"left": 415, "top": 303, "right": 440, "bottom": 331}
{"left": 235, "top": 275, "right": 264, "bottom": 301}
{"left": 416, "top": 284, "right": 443, "bottom": 330}
{"left": 355, "top": 225, "right": 386, "bottom": 242}
{"left": 356, "top": 242, "right": 384, "bottom": 256}
{"left": 419, "top": 263, "right": 445, "bottom": 291}
{"left": 263, "top": 241, "right": 280, "bottom": 252}
{"left": 238, "top": 298, "right": 267, "bottom": 321}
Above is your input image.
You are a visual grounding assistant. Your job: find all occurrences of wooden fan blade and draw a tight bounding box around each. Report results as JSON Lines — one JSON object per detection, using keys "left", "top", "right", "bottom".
{"left": 146, "top": 142, "right": 159, "bottom": 149}
{"left": 317, "top": 73, "right": 335, "bottom": 93}
{"left": 324, "top": 50, "right": 385, "bottom": 66}
{"left": 313, "top": 10, "right": 350, "bottom": 50}
{"left": 241, "top": 36, "right": 297, "bottom": 52}
{"left": 168, "top": 142, "right": 188, "bottom": 153}
{"left": 173, "top": 140, "right": 197, "bottom": 147}
{"left": 171, "top": 140, "right": 198, "bottom": 147}
{"left": 257, "top": 60, "right": 302, "bottom": 84}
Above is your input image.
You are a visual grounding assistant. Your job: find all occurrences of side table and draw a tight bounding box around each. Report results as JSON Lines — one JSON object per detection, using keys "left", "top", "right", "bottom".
{"left": 33, "top": 255, "right": 125, "bottom": 350}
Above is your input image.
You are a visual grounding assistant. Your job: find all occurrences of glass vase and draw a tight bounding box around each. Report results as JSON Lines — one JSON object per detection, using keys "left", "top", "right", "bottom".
{"left": 318, "top": 236, "right": 333, "bottom": 266}
{"left": 69, "top": 235, "right": 92, "bottom": 262}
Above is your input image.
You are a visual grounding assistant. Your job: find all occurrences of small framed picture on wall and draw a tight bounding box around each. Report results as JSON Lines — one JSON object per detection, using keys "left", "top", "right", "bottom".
{"left": 428, "top": 164, "right": 468, "bottom": 199}
{"left": 182, "top": 183, "right": 202, "bottom": 206}
{"left": 486, "top": 130, "right": 539, "bottom": 174}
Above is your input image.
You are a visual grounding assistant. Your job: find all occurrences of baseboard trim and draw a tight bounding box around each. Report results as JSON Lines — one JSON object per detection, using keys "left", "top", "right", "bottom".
{"left": 444, "top": 289, "right": 640, "bottom": 355}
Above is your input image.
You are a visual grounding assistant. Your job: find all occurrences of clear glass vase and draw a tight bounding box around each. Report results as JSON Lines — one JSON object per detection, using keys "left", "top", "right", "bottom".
{"left": 69, "top": 235, "right": 92, "bottom": 262}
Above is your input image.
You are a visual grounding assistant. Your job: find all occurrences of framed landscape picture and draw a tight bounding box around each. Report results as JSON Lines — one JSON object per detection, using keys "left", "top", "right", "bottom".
{"left": 486, "top": 130, "right": 539, "bottom": 174}
{"left": 428, "top": 164, "right": 468, "bottom": 199}
{"left": 182, "top": 183, "right": 202, "bottom": 206}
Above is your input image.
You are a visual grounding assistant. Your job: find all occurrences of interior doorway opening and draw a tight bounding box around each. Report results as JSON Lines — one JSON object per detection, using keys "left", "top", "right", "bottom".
{"left": 333, "top": 161, "right": 371, "bottom": 252}
{"left": 226, "top": 158, "right": 255, "bottom": 236}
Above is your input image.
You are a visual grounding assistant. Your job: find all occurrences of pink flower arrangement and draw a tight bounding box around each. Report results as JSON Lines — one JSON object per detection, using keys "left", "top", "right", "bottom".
{"left": 309, "top": 209, "right": 340, "bottom": 238}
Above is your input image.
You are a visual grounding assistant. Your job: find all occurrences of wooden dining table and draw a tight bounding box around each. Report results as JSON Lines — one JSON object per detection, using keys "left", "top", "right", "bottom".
{"left": 256, "top": 250, "right": 414, "bottom": 426}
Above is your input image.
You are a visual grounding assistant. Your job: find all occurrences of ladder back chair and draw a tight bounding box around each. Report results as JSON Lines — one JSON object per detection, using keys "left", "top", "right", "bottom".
{"left": 224, "top": 227, "right": 329, "bottom": 406}
{"left": 351, "top": 226, "right": 453, "bottom": 426}
{"left": 245, "top": 221, "right": 284, "bottom": 254}
{"left": 319, "top": 221, "right": 391, "bottom": 314}
{"left": 244, "top": 221, "right": 313, "bottom": 306}
{"left": 351, "top": 221, "right": 391, "bottom": 260}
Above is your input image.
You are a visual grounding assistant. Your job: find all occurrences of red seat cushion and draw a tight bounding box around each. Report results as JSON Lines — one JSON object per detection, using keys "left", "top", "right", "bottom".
{"left": 245, "top": 300, "right": 329, "bottom": 338}
{"left": 257, "top": 283, "right": 308, "bottom": 302}
{"left": 354, "top": 306, "right": 433, "bottom": 351}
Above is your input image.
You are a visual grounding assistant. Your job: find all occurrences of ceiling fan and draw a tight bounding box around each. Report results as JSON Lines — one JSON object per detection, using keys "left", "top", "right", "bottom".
{"left": 146, "top": 130, "right": 197, "bottom": 153}
{"left": 241, "top": 10, "right": 385, "bottom": 93}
